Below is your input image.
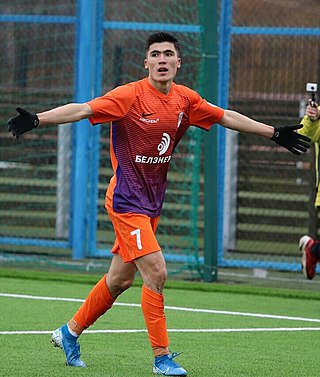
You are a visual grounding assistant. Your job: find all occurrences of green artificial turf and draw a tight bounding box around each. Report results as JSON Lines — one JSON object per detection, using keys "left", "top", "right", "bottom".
{"left": 1, "top": 270, "right": 319, "bottom": 376}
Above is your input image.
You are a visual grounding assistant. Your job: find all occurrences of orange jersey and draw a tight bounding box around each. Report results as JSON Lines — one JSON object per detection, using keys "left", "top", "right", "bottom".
{"left": 87, "top": 78, "right": 224, "bottom": 217}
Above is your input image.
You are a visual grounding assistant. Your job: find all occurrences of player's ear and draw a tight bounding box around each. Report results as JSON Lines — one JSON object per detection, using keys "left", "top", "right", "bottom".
{"left": 144, "top": 59, "right": 148, "bottom": 69}
{"left": 177, "top": 58, "right": 181, "bottom": 69}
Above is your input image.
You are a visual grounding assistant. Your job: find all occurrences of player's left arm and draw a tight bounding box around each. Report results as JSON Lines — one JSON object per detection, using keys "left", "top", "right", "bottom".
{"left": 220, "top": 109, "right": 274, "bottom": 137}
{"left": 220, "top": 109, "right": 310, "bottom": 155}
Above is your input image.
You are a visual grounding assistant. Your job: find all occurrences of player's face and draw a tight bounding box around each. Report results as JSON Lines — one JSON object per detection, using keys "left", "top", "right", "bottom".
{"left": 144, "top": 42, "right": 181, "bottom": 84}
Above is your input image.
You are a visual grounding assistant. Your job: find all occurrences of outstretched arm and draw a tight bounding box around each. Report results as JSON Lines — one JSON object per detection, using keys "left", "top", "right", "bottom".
{"left": 220, "top": 109, "right": 310, "bottom": 155}
{"left": 37, "top": 103, "right": 93, "bottom": 125}
{"left": 220, "top": 109, "right": 274, "bottom": 137}
{"left": 7, "top": 103, "right": 93, "bottom": 138}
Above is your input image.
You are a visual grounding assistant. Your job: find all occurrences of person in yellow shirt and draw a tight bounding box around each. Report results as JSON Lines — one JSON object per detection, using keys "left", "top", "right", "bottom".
{"left": 299, "top": 100, "right": 320, "bottom": 279}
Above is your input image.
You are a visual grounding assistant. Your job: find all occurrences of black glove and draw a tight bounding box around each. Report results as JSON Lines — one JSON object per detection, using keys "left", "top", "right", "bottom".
{"left": 271, "top": 124, "right": 310, "bottom": 155}
{"left": 7, "top": 107, "right": 39, "bottom": 139}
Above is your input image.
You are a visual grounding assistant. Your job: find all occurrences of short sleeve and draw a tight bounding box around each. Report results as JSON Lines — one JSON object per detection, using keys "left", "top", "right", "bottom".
{"left": 87, "top": 83, "right": 136, "bottom": 125}
{"left": 188, "top": 89, "right": 224, "bottom": 130}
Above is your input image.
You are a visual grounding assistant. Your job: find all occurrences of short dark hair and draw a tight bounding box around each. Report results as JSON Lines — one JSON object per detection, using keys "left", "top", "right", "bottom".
{"left": 145, "top": 32, "right": 181, "bottom": 58}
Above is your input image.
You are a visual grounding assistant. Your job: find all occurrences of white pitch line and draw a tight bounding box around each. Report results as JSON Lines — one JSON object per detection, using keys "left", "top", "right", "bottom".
{"left": 1, "top": 292, "right": 320, "bottom": 323}
{"left": 1, "top": 327, "right": 320, "bottom": 336}
{"left": 0, "top": 293, "right": 85, "bottom": 303}
{"left": 165, "top": 305, "right": 320, "bottom": 323}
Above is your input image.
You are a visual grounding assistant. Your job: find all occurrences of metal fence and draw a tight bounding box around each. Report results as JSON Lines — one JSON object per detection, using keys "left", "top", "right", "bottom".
{"left": 218, "top": 0, "right": 320, "bottom": 271}
{"left": 1, "top": 0, "right": 320, "bottom": 277}
{"left": 0, "top": 0, "right": 206, "bottom": 277}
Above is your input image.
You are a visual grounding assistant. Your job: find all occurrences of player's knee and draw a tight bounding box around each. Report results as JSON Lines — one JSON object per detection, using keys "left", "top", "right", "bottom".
{"left": 147, "top": 266, "right": 167, "bottom": 292}
{"left": 108, "top": 277, "right": 134, "bottom": 297}
{"left": 157, "top": 266, "right": 167, "bottom": 284}
{"left": 157, "top": 269, "right": 167, "bottom": 292}
{"left": 120, "top": 277, "right": 134, "bottom": 291}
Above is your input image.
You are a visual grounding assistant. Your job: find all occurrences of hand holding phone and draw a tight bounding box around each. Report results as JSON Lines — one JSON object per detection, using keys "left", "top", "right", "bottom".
{"left": 306, "top": 82, "right": 318, "bottom": 108}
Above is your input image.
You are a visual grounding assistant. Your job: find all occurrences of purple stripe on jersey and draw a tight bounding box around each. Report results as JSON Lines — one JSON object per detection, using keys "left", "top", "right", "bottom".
{"left": 112, "top": 123, "right": 165, "bottom": 217}
{"left": 113, "top": 164, "right": 165, "bottom": 217}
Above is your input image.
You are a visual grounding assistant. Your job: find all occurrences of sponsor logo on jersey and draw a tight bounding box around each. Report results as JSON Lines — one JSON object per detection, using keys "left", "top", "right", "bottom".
{"left": 142, "top": 112, "right": 156, "bottom": 117}
{"left": 135, "top": 133, "right": 172, "bottom": 164}
{"left": 139, "top": 113, "right": 159, "bottom": 123}
{"left": 135, "top": 155, "right": 172, "bottom": 164}
{"left": 157, "top": 133, "right": 170, "bottom": 155}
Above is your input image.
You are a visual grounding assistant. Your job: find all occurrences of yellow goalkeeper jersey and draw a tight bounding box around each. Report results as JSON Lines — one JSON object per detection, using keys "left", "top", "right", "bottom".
{"left": 299, "top": 106, "right": 320, "bottom": 207}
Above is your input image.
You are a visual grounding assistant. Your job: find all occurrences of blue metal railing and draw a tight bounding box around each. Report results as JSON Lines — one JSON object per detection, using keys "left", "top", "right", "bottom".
{"left": 0, "top": 0, "right": 203, "bottom": 264}
{"left": 217, "top": 0, "right": 320, "bottom": 272}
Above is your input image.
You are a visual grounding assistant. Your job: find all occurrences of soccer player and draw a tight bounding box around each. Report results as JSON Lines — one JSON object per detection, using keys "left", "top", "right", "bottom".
{"left": 7, "top": 32, "right": 310, "bottom": 376}
{"left": 298, "top": 99, "right": 320, "bottom": 280}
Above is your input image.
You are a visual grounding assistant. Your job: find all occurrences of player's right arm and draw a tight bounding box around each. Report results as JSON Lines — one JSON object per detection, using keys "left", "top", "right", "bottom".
{"left": 7, "top": 103, "right": 93, "bottom": 138}
{"left": 38, "top": 103, "right": 93, "bottom": 125}
{"left": 7, "top": 81, "right": 136, "bottom": 138}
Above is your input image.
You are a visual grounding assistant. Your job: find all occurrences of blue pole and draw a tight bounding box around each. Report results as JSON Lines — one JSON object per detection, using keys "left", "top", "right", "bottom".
{"left": 88, "top": 0, "right": 104, "bottom": 256}
{"left": 71, "top": 0, "right": 95, "bottom": 259}
{"left": 217, "top": 0, "right": 233, "bottom": 266}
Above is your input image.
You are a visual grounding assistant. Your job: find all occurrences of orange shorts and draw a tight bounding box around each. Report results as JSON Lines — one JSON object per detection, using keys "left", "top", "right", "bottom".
{"left": 107, "top": 206, "right": 161, "bottom": 263}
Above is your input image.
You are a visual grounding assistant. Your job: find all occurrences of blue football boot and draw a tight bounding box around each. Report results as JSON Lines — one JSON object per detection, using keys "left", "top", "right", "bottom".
{"left": 51, "top": 324, "right": 86, "bottom": 367}
{"left": 153, "top": 352, "right": 187, "bottom": 376}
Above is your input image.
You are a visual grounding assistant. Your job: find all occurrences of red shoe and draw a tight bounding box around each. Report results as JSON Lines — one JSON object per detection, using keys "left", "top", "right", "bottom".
{"left": 299, "top": 236, "right": 319, "bottom": 280}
